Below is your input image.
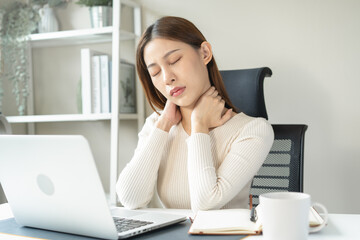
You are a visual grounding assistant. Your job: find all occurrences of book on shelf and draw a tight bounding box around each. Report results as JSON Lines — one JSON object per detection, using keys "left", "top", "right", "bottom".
{"left": 91, "top": 55, "right": 101, "bottom": 113}
{"left": 80, "top": 48, "right": 111, "bottom": 114}
{"left": 188, "top": 207, "right": 324, "bottom": 235}
{"left": 108, "top": 60, "right": 112, "bottom": 112}
{"left": 80, "top": 48, "right": 100, "bottom": 114}
{"left": 81, "top": 48, "right": 137, "bottom": 115}
{"left": 100, "top": 55, "right": 111, "bottom": 113}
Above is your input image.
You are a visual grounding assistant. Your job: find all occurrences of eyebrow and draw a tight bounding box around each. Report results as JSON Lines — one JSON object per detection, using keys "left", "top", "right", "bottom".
{"left": 146, "top": 49, "right": 181, "bottom": 69}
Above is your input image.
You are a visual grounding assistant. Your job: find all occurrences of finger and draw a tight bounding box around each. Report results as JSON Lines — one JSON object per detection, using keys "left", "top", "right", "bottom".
{"left": 216, "top": 95, "right": 222, "bottom": 102}
{"left": 219, "top": 108, "right": 233, "bottom": 125}
{"left": 211, "top": 90, "right": 219, "bottom": 98}
{"left": 205, "top": 86, "right": 216, "bottom": 96}
{"left": 164, "top": 100, "right": 176, "bottom": 111}
{"left": 164, "top": 100, "right": 172, "bottom": 109}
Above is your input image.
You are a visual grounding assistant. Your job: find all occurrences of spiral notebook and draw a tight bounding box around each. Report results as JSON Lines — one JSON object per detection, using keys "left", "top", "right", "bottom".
{"left": 189, "top": 208, "right": 323, "bottom": 235}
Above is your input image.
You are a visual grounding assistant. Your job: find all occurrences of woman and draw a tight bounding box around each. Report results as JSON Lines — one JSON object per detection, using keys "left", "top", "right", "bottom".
{"left": 116, "top": 16, "right": 274, "bottom": 212}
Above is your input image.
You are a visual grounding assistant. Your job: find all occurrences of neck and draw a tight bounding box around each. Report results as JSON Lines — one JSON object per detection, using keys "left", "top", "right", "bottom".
{"left": 180, "top": 105, "right": 194, "bottom": 135}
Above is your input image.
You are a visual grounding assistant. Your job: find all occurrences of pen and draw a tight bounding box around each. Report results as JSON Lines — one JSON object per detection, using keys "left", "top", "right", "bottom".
{"left": 250, "top": 207, "right": 257, "bottom": 222}
{"left": 249, "top": 194, "right": 257, "bottom": 222}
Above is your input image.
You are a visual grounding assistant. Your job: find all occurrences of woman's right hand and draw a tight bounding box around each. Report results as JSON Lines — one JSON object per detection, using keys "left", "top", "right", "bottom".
{"left": 191, "top": 87, "right": 232, "bottom": 133}
{"left": 156, "top": 100, "right": 182, "bottom": 132}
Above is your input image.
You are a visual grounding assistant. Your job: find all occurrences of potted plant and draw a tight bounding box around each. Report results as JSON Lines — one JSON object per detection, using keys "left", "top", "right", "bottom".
{"left": 0, "top": 1, "right": 69, "bottom": 115}
{"left": 0, "top": 2, "right": 40, "bottom": 115}
{"left": 0, "top": 9, "right": 5, "bottom": 113}
{"left": 76, "top": 0, "right": 113, "bottom": 28}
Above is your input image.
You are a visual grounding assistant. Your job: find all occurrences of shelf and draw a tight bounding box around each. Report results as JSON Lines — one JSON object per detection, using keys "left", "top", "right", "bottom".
{"left": 29, "top": 27, "right": 137, "bottom": 48}
{"left": 17, "top": 1, "right": 144, "bottom": 206}
{"left": 6, "top": 113, "right": 138, "bottom": 123}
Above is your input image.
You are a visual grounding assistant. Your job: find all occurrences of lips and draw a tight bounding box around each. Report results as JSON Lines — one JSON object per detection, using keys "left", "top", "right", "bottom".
{"left": 170, "top": 87, "right": 186, "bottom": 97}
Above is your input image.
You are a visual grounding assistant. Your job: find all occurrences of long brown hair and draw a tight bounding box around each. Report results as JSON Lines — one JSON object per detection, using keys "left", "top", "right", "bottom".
{"left": 136, "top": 16, "right": 237, "bottom": 113}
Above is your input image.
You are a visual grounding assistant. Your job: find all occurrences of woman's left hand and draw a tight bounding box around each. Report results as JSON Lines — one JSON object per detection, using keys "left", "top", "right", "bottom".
{"left": 191, "top": 86, "right": 233, "bottom": 134}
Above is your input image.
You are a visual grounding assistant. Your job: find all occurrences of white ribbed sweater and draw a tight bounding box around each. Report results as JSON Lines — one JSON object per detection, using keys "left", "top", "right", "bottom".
{"left": 116, "top": 112, "right": 274, "bottom": 212}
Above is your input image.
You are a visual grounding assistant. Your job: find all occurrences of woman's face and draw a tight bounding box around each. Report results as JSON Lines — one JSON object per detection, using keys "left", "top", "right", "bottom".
{"left": 143, "top": 38, "right": 212, "bottom": 109}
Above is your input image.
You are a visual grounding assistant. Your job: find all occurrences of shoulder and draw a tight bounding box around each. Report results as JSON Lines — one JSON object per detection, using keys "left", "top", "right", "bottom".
{"left": 224, "top": 112, "right": 267, "bottom": 129}
{"left": 237, "top": 112, "right": 272, "bottom": 129}
{"left": 225, "top": 112, "right": 274, "bottom": 140}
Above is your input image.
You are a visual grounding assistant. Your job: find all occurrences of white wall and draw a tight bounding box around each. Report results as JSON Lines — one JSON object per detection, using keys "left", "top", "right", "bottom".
{"left": 137, "top": 0, "right": 360, "bottom": 214}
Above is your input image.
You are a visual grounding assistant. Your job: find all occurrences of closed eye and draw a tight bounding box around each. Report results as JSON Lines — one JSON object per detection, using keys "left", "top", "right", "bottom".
{"left": 150, "top": 57, "right": 181, "bottom": 77}
{"left": 170, "top": 57, "right": 181, "bottom": 65}
{"left": 151, "top": 71, "right": 160, "bottom": 77}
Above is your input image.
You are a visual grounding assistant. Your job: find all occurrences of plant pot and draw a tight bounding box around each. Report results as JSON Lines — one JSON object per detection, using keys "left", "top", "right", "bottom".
{"left": 89, "top": 6, "right": 112, "bottom": 28}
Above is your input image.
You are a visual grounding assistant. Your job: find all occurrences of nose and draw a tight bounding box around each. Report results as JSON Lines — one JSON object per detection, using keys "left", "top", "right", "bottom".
{"left": 162, "top": 67, "right": 175, "bottom": 84}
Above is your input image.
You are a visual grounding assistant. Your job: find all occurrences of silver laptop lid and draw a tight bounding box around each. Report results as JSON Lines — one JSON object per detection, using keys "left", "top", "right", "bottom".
{"left": 0, "top": 135, "right": 118, "bottom": 240}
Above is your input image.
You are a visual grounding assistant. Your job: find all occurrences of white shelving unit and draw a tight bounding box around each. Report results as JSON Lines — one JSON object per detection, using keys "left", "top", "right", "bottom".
{"left": 5, "top": 0, "right": 144, "bottom": 206}
{"left": 28, "top": 27, "right": 137, "bottom": 47}
{"left": 6, "top": 113, "right": 139, "bottom": 123}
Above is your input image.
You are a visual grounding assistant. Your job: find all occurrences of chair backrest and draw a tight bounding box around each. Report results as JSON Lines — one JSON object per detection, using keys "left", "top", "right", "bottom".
{"left": 249, "top": 124, "right": 307, "bottom": 206}
{"left": 220, "top": 67, "right": 307, "bottom": 207}
{"left": 220, "top": 67, "right": 272, "bottom": 120}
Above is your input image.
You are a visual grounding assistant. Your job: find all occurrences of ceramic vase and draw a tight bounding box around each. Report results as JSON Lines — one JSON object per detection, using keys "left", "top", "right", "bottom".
{"left": 38, "top": 4, "right": 59, "bottom": 33}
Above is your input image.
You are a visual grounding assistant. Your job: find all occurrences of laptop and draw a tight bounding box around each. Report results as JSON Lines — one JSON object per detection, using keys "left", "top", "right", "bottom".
{"left": 0, "top": 135, "right": 187, "bottom": 239}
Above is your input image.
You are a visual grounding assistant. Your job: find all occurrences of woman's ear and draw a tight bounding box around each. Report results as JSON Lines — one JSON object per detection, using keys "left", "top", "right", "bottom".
{"left": 200, "top": 41, "right": 213, "bottom": 65}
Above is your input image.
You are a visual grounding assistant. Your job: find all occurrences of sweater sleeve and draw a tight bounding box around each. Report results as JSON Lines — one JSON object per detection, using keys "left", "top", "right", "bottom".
{"left": 186, "top": 117, "right": 274, "bottom": 212}
{"left": 116, "top": 113, "right": 169, "bottom": 209}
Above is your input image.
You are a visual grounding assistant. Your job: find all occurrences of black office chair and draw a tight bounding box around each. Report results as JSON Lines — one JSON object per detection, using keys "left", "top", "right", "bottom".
{"left": 221, "top": 67, "right": 271, "bottom": 120}
{"left": 249, "top": 124, "right": 307, "bottom": 206}
{"left": 220, "top": 67, "right": 308, "bottom": 207}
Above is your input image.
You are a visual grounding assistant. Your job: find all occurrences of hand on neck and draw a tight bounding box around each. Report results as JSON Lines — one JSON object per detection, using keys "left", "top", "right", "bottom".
{"left": 180, "top": 106, "right": 232, "bottom": 136}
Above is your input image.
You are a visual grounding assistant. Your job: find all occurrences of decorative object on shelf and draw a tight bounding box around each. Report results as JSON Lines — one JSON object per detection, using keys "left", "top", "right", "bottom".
{"left": 76, "top": 0, "right": 113, "bottom": 28}
{"left": 38, "top": 4, "right": 59, "bottom": 33}
{"left": 0, "top": 2, "right": 40, "bottom": 115}
{"left": 0, "top": 113, "right": 12, "bottom": 134}
{"left": 31, "top": 0, "right": 69, "bottom": 33}
{"left": 77, "top": 78, "right": 82, "bottom": 114}
{"left": 120, "top": 62, "right": 136, "bottom": 113}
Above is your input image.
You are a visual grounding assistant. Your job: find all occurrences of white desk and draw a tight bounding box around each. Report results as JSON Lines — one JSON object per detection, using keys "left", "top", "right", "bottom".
{"left": 246, "top": 213, "right": 360, "bottom": 240}
{"left": 0, "top": 203, "right": 13, "bottom": 221}
{"left": 116, "top": 207, "right": 360, "bottom": 239}
{"left": 1, "top": 203, "right": 359, "bottom": 239}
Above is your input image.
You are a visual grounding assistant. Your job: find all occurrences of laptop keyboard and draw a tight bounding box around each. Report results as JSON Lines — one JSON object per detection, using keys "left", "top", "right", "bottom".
{"left": 113, "top": 217, "right": 154, "bottom": 233}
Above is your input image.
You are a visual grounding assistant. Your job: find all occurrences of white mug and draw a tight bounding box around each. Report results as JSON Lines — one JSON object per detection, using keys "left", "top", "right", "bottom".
{"left": 258, "top": 192, "right": 328, "bottom": 240}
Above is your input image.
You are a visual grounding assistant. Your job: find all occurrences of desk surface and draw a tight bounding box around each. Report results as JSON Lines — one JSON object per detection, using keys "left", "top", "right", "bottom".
{"left": 1, "top": 204, "right": 359, "bottom": 240}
